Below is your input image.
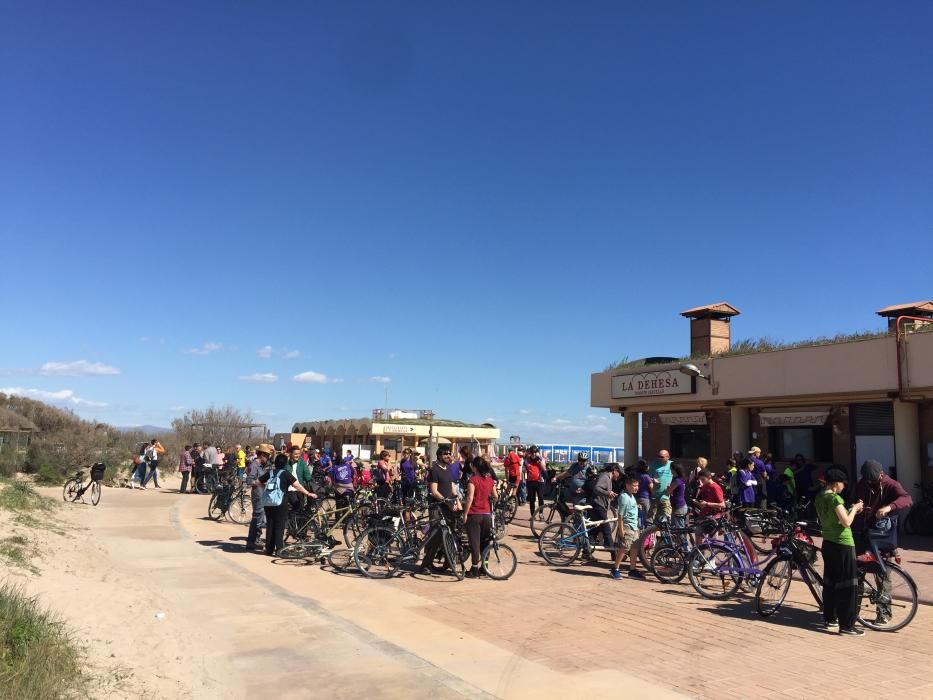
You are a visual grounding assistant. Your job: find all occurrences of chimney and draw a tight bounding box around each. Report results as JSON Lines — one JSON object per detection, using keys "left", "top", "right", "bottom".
{"left": 875, "top": 301, "right": 933, "bottom": 331}
{"left": 680, "top": 303, "right": 741, "bottom": 356}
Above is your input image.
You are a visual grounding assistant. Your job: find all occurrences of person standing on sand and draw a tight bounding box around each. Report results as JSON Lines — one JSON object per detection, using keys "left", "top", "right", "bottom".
{"left": 178, "top": 445, "right": 194, "bottom": 493}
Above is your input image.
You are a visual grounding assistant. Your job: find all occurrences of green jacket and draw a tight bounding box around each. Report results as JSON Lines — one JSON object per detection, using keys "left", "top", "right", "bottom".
{"left": 287, "top": 459, "right": 314, "bottom": 490}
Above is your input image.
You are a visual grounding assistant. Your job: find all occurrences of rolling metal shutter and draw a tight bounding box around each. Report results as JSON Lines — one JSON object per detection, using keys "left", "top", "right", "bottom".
{"left": 852, "top": 403, "right": 894, "bottom": 436}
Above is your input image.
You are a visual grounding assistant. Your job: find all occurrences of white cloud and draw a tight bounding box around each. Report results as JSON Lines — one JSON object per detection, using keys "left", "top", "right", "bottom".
{"left": 0, "top": 387, "right": 107, "bottom": 407}
{"left": 293, "top": 371, "right": 334, "bottom": 384}
{"left": 39, "top": 360, "right": 120, "bottom": 377}
{"left": 239, "top": 373, "right": 278, "bottom": 383}
{"left": 484, "top": 417, "right": 498, "bottom": 423}
{"left": 257, "top": 345, "right": 274, "bottom": 359}
{"left": 518, "top": 409, "right": 532, "bottom": 415}
{"left": 554, "top": 418, "right": 571, "bottom": 425}
{"left": 168, "top": 405, "right": 186, "bottom": 412}
{"left": 283, "top": 349, "right": 300, "bottom": 359}
{"left": 369, "top": 376, "right": 391, "bottom": 384}
{"left": 184, "top": 342, "right": 222, "bottom": 355}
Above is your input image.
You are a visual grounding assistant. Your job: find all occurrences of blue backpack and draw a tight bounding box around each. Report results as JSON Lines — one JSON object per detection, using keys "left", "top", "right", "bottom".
{"left": 262, "top": 469, "right": 286, "bottom": 507}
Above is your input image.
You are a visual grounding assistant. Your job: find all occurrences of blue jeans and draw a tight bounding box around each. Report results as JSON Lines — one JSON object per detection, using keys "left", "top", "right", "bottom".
{"left": 246, "top": 490, "right": 265, "bottom": 548}
{"left": 142, "top": 462, "right": 160, "bottom": 487}
{"left": 517, "top": 480, "right": 527, "bottom": 504}
{"left": 134, "top": 462, "right": 147, "bottom": 483}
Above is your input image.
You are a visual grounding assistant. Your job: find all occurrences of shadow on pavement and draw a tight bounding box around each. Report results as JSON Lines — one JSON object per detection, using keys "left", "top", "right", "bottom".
{"left": 696, "top": 599, "right": 826, "bottom": 631}
{"left": 196, "top": 538, "right": 251, "bottom": 554}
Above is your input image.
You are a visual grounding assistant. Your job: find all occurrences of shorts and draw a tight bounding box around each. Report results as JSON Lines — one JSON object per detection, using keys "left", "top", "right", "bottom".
{"left": 618, "top": 528, "right": 639, "bottom": 551}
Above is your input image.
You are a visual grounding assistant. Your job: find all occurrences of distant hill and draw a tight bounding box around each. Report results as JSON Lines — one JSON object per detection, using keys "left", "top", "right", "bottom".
{"left": 117, "top": 425, "right": 171, "bottom": 434}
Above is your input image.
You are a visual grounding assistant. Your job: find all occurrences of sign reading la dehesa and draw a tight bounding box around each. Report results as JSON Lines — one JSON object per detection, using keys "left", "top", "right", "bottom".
{"left": 611, "top": 370, "right": 694, "bottom": 399}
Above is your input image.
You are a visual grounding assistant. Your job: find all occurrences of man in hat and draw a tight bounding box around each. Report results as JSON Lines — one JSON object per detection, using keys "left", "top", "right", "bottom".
{"left": 245, "top": 444, "right": 274, "bottom": 551}
{"left": 852, "top": 459, "right": 912, "bottom": 553}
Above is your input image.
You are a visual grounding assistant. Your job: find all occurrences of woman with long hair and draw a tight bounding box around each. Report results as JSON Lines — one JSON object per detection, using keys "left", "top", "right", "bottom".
{"left": 463, "top": 456, "right": 496, "bottom": 578}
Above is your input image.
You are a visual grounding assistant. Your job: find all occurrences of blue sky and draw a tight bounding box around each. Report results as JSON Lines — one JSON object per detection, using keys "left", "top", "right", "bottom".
{"left": 2, "top": 2, "right": 931, "bottom": 444}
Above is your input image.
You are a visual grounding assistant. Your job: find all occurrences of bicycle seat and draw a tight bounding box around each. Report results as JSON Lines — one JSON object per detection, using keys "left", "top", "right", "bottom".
{"left": 573, "top": 504, "right": 593, "bottom": 511}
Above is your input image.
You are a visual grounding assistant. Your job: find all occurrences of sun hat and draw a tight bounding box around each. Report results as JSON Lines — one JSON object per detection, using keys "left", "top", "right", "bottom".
{"left": 256, "top": 443, "right": 275, "bottom": 456}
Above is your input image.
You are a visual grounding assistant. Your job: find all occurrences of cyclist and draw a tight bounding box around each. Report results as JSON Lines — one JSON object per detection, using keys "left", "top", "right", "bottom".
{"left": 524, "top": 447, "right": 547, "bottom": 523}
{"left": 286, "top": 445, "right": 315, "bottom": 511}
{"left": 852, "top": 460, "right": 912, "bottom": 554}
{"left": 504, "top": 448, "right": 522, "bottom": 497}
{"left": 558, "top": 452, "right": 591, "bottom": 506}
{"left": 815, "top": 468, "right": 864, "bottom": 636}
{"left": 245, "top": 443, "right": 273, "bottom": 552}
{"left": 463, "top": 456, "right": 495, "bottom": 578}
{"left": 587, "top": 465, "right": 615, "bottom": 557}
{"left": 649, "top": 449, "right": 674, "bottom": 522}
{"left": 420, "top": 446, "right": 463, "bottom": 574}
{"left": 328, "top": 451, "right": 356, "bottom": 508}
{"left": 397, "top": 448, "right": 416, "bottom": 501}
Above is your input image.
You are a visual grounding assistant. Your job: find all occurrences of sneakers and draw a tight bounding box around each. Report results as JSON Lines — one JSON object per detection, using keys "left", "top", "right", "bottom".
{"left": 822, "top": 621, "right": 840, "bottom": 632}
{"left": 465, "top": 569, "right": 481, "bottom": 579}
{"left": 839, "top": 627, "right": 865, "bottom": 637}
{"left": 628, "top": 569, "right": 646, "bottom": 580}
{"left": 610, "top": 568, "right": 623, "bottom": 580}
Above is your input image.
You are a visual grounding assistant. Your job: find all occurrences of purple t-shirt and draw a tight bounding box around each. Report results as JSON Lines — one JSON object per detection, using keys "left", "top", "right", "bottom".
{"left": 636, "top": 474, "right": 652, "bottom": 501}
{"left": 670, "top": 477, "right": 687, "bottom": 509}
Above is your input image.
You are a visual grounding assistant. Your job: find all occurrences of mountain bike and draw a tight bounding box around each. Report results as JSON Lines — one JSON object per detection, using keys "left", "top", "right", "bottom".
{"left": 755, "top": 521, "right": 918, "bottom": 632}
{"left": 282, "top": 493, "right": 372, "bottom": 550}
{"left": 62, "top": 464, "right": 106, "bottom": 506}
{"left": 537, "top": 504, "right": 616, "bottom": 565}
{"left": 482, "top": 501, "right": 517, "bottom": 579}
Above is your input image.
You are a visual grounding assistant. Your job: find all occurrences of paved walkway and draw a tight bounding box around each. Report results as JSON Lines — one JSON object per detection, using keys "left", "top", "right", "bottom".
{"left": 179, "top": 496, "right": 933, "bottom": 700}
{"left": 31, "top": 486, "right": 933, "bottom": 699}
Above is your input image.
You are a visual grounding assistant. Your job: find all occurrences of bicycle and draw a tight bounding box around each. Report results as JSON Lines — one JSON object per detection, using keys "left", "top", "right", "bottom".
{"left": 537, "top": 504, "right": 617, "bottom": 566}
{"left": 755, "top": 521, "right": 918, "bottom": 632}
{"left": 62, "top": 464, "right": 106, "bottom": 506}
{"left": 207, "top": 470, "right": 243, "bottom": 521}
{"left": 482, "top": 500, "right": 517, "bottom": 579}
{"left": 354, "top": 499, "right": 465, "bottom": 580}
{"left": 281, "top": 491, "right": 375, "bottom": 552}
{"left": 529, "top": 481, "right": 572, "bottom": 538}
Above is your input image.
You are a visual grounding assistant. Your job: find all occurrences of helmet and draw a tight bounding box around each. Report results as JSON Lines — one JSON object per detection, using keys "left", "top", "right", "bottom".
{"left": 577, "top": 452, "right": 588, "bottom": 461}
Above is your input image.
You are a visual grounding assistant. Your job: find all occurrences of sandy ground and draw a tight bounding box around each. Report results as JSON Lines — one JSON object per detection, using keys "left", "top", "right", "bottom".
{"left": 3, "top": 478, "right": 678, "bottom": 700}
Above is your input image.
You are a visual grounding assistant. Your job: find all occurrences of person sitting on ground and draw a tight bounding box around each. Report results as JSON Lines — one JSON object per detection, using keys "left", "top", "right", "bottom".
{"left": 815, "top": 468, "right": 864, "bottom": 636}
{"left": 611, "top": 475, "right": 644, "bottom": 580}
{"left": 463, "top": 456, "right": 496, "bottom": 578}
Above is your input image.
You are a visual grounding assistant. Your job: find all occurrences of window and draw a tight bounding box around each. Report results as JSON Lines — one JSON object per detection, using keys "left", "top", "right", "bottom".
{"left": 769, "top": 427, "right": 833, "bottom": 462}
{"left": 383, "top": 438, "right": 400, "bottom": 451}
{"left": 670, "top": 426, "right": 710, "bottom": 460}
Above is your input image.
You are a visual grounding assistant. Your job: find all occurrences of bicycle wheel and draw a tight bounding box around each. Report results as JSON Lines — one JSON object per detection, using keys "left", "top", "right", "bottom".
{"left": 207, "top": 493, "right": 226, "bottom": 521}
{"left": 327, "top": 548, "right": 356, "bottom": 572}
{"left": 62, "top": 479, "right": 79, "bottom": 502}
{"left": 687, "top": 543, "right": 743, "bottom": 600}
{"left": 856, "top": 562, "right": 918, "bottom": 632}
{"left": 277, "top": 542, "right": 322, "bottom": 560}
{"left": 342, "top": 509, "right": 372, "bottom": 548}
{"left": 494, "top": 516, "right": 508, "bottom": 541}
{"left": 317, "top": 496, "right": 337, "bottom": 521}
{"left": 650, "top": 545, "right": 687, "bottom": 584}
{"left": 530, "top": 503, "right": 559, "bottom": 538}
{"left": 482, "top": 541, "right": 517, "bottom": 580}
{"left": 538, "top": 523, "right": 581, "bottom": 566}
{"left": 354, "top": 526, "right": 402, "bottom": 579}
{"left": 226, "top": 490, "right": 253, "bottom": 525}
{"left": 89, "top": 481, "right": 101, "bottom": 506}
{"left": 442, "top": 529, "right": 465, "bottom": 580}
{"left": 194, "top": 474, "right": 209, "bottom": 495}
{"left": 504, "top": 496, "right": 518, "bottom": 523}
{"left": 755, "top": 557, "right": 793, "bottom": 617}
{"left": 636, "top": 524, "right": 661, "bottom": 570}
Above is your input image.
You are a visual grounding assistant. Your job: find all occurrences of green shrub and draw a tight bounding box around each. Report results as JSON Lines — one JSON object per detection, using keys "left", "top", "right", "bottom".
{"left": 0, "top": 582, "right": 89, "bottom": 699}
{"left": 0, "top": 449, "right": 25, "bottom": 478}
{"left": 0, "top": 481, "right": 56, "bottom": 513}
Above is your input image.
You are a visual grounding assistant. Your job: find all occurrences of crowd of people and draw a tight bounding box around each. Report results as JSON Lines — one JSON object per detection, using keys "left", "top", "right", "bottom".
{"left": 145, "top": 438, "right": 914, "bottom": 635}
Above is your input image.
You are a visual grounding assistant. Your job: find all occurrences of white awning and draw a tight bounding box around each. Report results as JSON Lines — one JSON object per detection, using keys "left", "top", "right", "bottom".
{"left": 758, "top": 408, "right": 831, "bottom": 427}
{"left": 659, "top": 412, "right": 707, "bottom": 426}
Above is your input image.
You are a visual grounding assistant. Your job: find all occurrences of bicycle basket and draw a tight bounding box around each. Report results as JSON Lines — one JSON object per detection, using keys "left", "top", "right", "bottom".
{"left": 792, "top": 536, "right": 819, "bottom": 565}
{"left": 90, "top": 463, "right": 107, "bottom": 481}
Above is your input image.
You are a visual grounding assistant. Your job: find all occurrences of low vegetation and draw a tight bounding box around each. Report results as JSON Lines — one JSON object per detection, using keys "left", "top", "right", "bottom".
{"left": 0, "top": 582, "right": 89, "bottom": 700}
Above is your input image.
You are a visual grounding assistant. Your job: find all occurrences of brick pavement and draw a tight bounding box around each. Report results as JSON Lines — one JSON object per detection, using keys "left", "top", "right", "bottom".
{"left": 190, "top": 499, "right": 933, "bottom": 700}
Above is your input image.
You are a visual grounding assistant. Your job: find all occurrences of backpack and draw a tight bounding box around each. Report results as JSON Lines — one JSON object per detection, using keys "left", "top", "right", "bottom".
{"left": 262, "top": 469, "right": 286, "bottom": 507}
{"left": 334, "top": 462, "right": 354, "bottom": 485}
